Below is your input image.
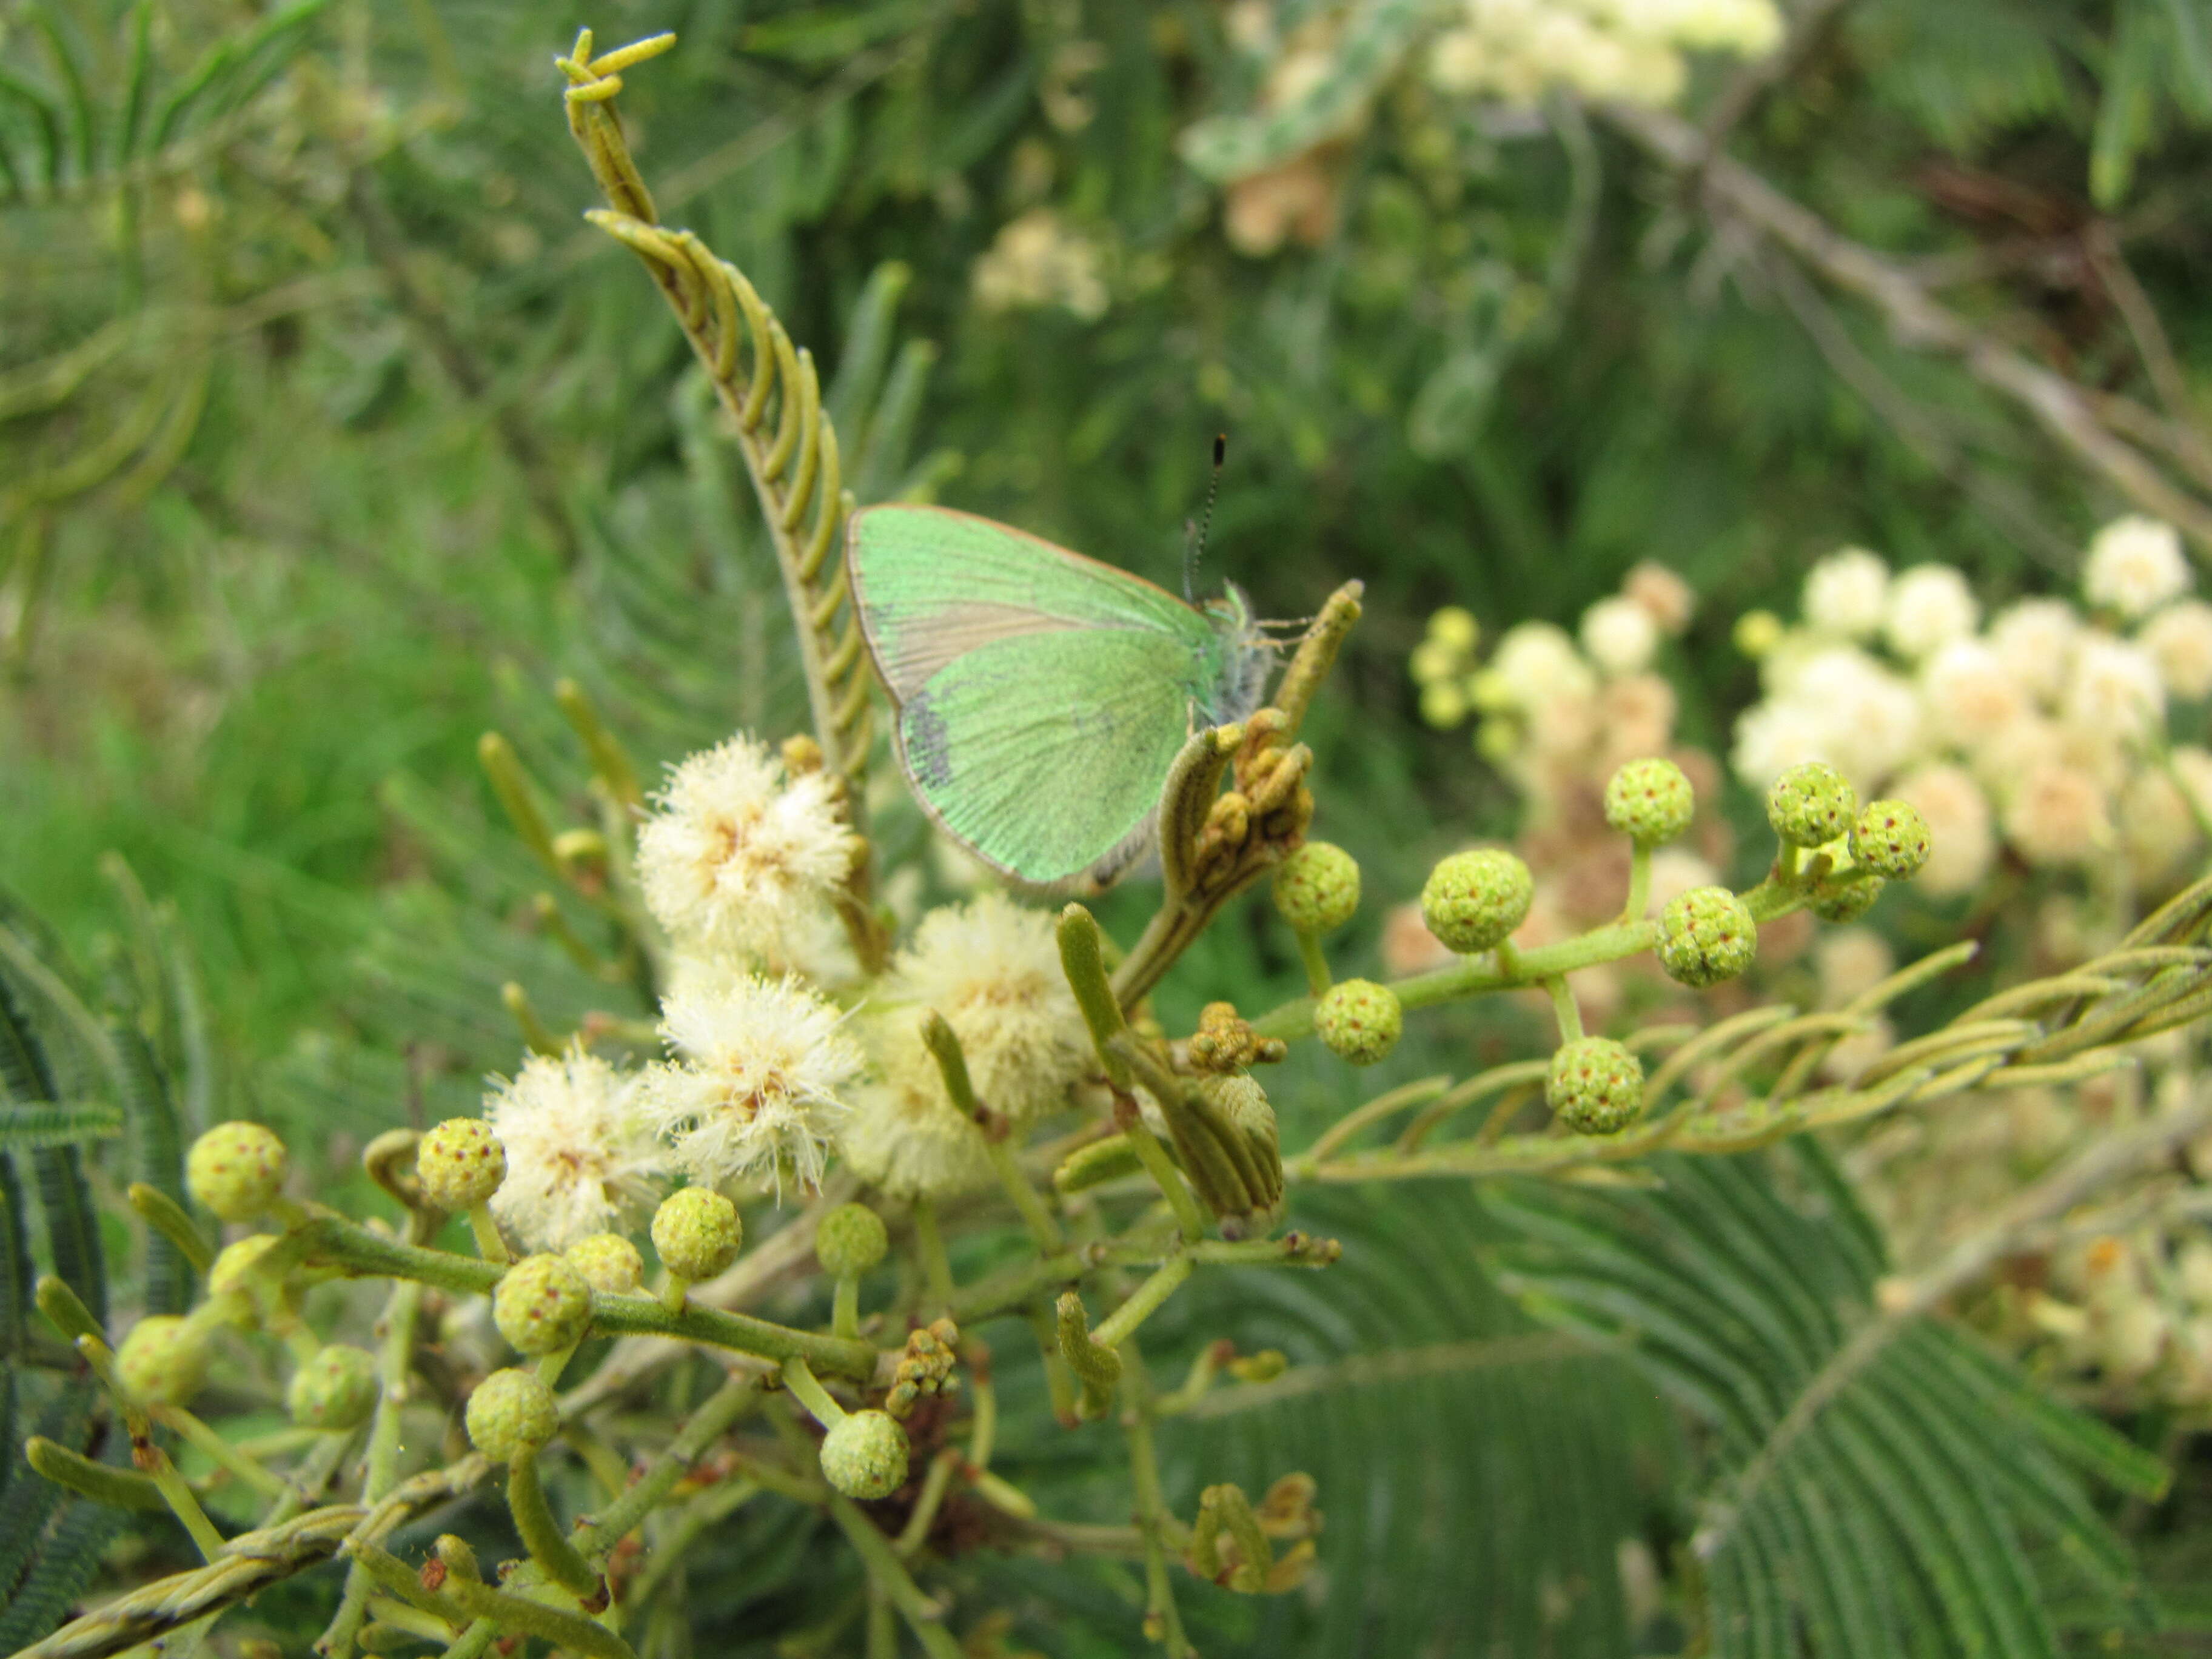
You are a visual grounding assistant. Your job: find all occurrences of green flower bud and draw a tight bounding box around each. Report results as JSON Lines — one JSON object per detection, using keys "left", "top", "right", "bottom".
{"left": 1655, "top": 886, "right": 1758, "bottom": 988}
{"left": 1420, "top": 848, "right": 1533, "bottom": 953}
{"left": 287, "top": 1344, "right": 380, "bottom": 1431}
{"left": 651, "top": 1187, "right": 742, "bottom": 1282}
{"left": 1809, "top": 873, "right": 1883, "bottom": 923}
{"left": 819, "top": 1409, "right": 910, "bottom": 1500}
{"left": 1314, "top": 979, "right": 1403, "bottom": 1066}
{"left": 464, "top": 1367, "right": 558, "bottom": 1460}
{"left": 115, "top": 1315, "right": 211, "bottom": 1406}
{"left": 1546, "top": 1038, "right": 1646, "bottom": 1135}
{"left": 1603, "top": 758, "right": 1695, "bottom": 846}
{"left": 492, "top": 1253, "right": 594, "bottom": 1356}
{"left": 565, "top": 1233, "right": 644, "bottom": 1296}
{"left": 1766, "top": 762, "right": 1858, "bottom": 850}
{"left": 416, "top": 1118, "right": 506, "bottom": 1213}
{"left": 186, "top": 1122, "right": 288, "bottom": 1222}
{"left": 1849, "top": 800, "right": 1931, "bottom": 880}
{"left": 816, "top": 1204, "right": 889, "bottom": 1278}
{"left": 1272, "top": 842, "right": 1361, "bottom": 934}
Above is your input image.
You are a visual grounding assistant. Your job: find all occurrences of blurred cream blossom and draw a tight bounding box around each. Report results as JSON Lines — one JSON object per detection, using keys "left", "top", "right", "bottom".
{"left": 2085, "top": 515, "right": 2189, "bottom": 618}
{"left": 1882, "top": 565, "right": 1979, "bottom": 660}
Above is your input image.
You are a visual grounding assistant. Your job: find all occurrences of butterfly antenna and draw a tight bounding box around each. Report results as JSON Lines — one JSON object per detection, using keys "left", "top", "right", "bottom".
{"left": 1184, "top": 432, "right": 1227, "bottom": 602}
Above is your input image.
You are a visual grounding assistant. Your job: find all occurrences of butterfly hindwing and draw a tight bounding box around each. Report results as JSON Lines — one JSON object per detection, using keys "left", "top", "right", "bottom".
{"left": 896, "top": 628, "right": 1197, "bottom": 884}
{"left": 848, "top": 504, "right": 1220, "bottom": 885}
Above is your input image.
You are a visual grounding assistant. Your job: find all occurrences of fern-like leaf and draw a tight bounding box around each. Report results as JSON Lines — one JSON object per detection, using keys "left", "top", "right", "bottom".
{"left": 1492, "top": 1147, "right": 2156, "bottom": 1657}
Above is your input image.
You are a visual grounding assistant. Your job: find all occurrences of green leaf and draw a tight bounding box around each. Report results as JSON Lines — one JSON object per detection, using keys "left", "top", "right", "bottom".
{"left": 1495, "top": 1151, "right": 2157, "bottom": 1655}
{"left": 0, "top": 1102, "right": 123, "bottom": 1150}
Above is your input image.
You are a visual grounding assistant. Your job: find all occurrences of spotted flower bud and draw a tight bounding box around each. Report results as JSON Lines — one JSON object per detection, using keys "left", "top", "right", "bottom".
{"left": 651, "top": 1187, "right": 742, "bottom": 1282}
{"left": 816, "top": 1204, "right": 889, "bottom": 1278}
{"left": 287, "top": 1344, "right": 380, "bottom": 1430}
{"left": 819, "top": 1409, "right": 910, "bottom": 1500}
{"left": 565, "top": 1232, "right": 645, "bottom": 1296}
{"left": 1419, "top": 850, "right": 1533, "bottom": 953}
{"left": 1272, "top": 842, "right": 1361, "bottom": 934}
{"left": 416, "top": 1118, "right": 506, "bottom": 1213}
{"left": 1314, "top": 979, "right": 1402, "bottom": 1066}
{"left": 1603, "top": 758, "right": 1694, "bottom": 846}
{"left": 1810, "top": 873, "right": 1883, "bottom": 923}
{"left": 116, "top": 1315, "right": 212, "bottom": 1406}
{"left": 1849, "top": 800, "right": 1931, "bottom": 880}
{"left": 464, "top": 1367, "right": 558, "bottom": 1460}
{"left": 1655, "top": 886, "right": 1757, "bottom": 988}
{"left": 186, "top": 1122, "right": 288, "bottom": 1222}
{"left": 1766, "top": 762, "right": 1857, "bottom": 850}
{"left": 492, "top": 1253, "right": 594, "bottom": 1356}
{"left": 1546, "top": 1039, "right": 1645, "bottom": 1134}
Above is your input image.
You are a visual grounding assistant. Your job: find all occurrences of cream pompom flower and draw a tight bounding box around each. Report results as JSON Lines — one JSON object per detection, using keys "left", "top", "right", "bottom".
{"left": 1580, "top": 596, "right": 1658, "bottom": 677}
{"left": 636, "top": 737, "right": 858, "bottom": 959}
{"left": 638, "top": 973, "right": 863, "bottom": 1194}
{"left": 2002, "top": 764, "right": 2111, "bottom": 866}
{"left": 879, "top": 892, "right": 1088, "bottom": 1122}
{"left": 2063, "top": 635, "right": 2165, "bottom": 744}
{"left": 484, "top": 1046, "right": 666, "bottom": 1252}
{"left": 1801, "top": 547, "right": 1889, "bottom": 639}
{"left": 1487, "top": 622, "right": 1597, "bottom": 709}
{"left": 1920, "top": 640, "right": 2025, "bottom": 749}
{"left": 839, "top": 1016, "right": 997, "bottom": 1201}
{"left": 1882, "top": 565, "right": 1979, "bottom": 661}
{"left": 1987, "top": 599, "right": 2079, "bottom": 704}
{"left": 1892, "top": 763, "right": 1995, "bottom": 898}
{"left": 2084, "top": 515, "right": 2189, "bottom": 620}
{"left": 2142, "top": 600, "right": 2212, "bottom": 700}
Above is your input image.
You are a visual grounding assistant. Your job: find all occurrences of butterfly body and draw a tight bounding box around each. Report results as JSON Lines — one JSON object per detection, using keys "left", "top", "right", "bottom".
{"left": 846, "top": 504, "right": 1274, "bottom": 890}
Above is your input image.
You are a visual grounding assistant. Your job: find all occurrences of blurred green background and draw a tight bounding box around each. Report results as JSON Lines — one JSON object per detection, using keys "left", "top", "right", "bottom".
{"left": 5, "top": 1, "right": 2211, "bottom": 1652}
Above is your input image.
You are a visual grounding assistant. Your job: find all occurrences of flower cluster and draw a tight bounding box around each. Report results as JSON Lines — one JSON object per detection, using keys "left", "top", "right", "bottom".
{"left": 1402, "top": 564, "right": 1729, "bottom": 999}
{"left": 972, "top": 208, "right": 1111, "bottom": 320}
{"left": 1429, "top": 0, "right": 1783, "bottom": 109}
{"left": 1729, "top": 521, "right": 2212, "bottom": 910}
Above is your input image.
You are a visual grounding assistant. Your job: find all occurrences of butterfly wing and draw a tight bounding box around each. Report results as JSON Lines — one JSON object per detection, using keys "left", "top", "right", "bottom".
{"left": 848, "top": 506, "right": 1215, "bottom": 885}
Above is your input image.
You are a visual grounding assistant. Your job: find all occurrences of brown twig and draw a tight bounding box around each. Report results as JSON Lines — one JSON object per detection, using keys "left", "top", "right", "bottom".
{"left": 1607, "top": 99, "right": 2212, "bottom": 549}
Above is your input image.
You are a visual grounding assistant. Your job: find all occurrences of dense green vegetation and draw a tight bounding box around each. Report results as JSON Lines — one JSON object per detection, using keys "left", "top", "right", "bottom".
{"left": 5, "top": 2, "right": 2212, "bottom": 1655}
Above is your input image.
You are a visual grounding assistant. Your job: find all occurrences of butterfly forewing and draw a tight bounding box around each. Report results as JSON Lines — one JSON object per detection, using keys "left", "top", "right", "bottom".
{"left": 848, "top": 505, "right": 1222, "bottom": 885}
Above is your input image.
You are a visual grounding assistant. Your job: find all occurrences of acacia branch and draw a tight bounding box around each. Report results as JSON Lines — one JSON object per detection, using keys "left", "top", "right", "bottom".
{"left": 1606, "top": 99, "right": 2212, "bottom": 549}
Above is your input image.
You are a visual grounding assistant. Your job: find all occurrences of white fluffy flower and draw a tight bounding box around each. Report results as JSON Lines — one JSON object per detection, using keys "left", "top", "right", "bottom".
{"left": 1801, "top": 548, "right": 1889, "bottom": 640}
{"left": 484, "top": 1047, "right": 665, "bottom": 1252}
{"left": 2084, "top": 515, "right": 2189, "bottom": 619}
{"left": 839, "top": 1017, "right": 997, "bottom": 1202}
{"left": 879, "top": 893, "right": 1088, "bottom": 1122}
{"left": 638, "top": 974, "right": 863, "bottom": 1193}
{"left": 1488, "top": 622, "right": 1596, "bottom": 708}
{"left": 2002, "top": 765, "right": 2111, "bottom": 866}
{"left": 2141, "top": 599, "right": 2212, "bottom": 700}
{"left": 637, "top": 737, "right": 857, "bottom": 960}
{"left": 973, "top": 209, "right": 1109, "bottom": 321}
{"left": 2063, "top": 634, "right": 2165, "bottom": 743}
{"left": 1892, "top": 763, "right": 1994, "bottom": 898}
{"left": 1987, "top": 598, "right": 2079, "bottom": 704}
{"left": 1580, "top": 595, "right": 1660, "bottom": 677}
{"left": 1920, "top": 640, "right": 2025, "bottom": 750}
{"left": 1883, "top": 565, "right": 1979, "bottom": 660}
{"left": 1731, "top": 646, "right": 1921, "bottom": 792}
{"left": 1623, "top": 561, "right": 1696, "bottom": 634}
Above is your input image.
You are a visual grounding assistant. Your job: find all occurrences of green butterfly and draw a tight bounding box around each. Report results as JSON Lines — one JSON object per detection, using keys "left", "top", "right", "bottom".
{"left": 846, "top": 505, "right": 1276, "bottom": 890}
